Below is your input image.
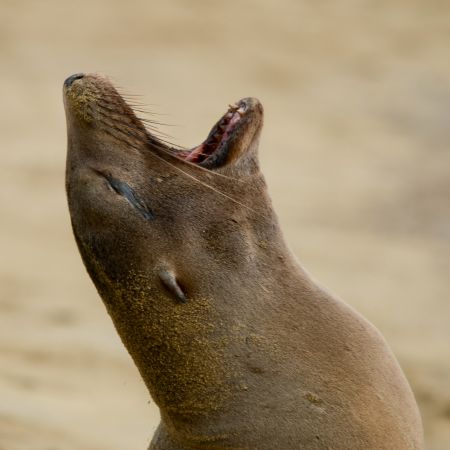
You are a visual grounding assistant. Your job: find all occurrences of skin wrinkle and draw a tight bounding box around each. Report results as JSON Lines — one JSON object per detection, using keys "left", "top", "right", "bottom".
{"left": 64, "top": 73, "right": 424, "bottom": 450}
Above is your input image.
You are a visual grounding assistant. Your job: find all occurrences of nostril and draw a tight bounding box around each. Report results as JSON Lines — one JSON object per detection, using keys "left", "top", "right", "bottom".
{"left": 64, "top": 73, "right": 85, "bottom": 88}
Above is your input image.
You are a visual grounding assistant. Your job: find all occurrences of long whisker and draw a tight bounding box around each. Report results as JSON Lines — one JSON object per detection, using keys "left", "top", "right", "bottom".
{"left": 150, "top": 152, "right": 260, "bottom": 215}
{"left": 95, "top": 84, "right": 247, "bottom": 184}
{"left": 96, "top": 101, "right": 172, "bottom": 128}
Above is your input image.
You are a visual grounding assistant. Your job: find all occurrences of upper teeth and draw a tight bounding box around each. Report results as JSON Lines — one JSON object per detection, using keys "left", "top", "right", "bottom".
{"left": 229, "top": 103, "right": 246, "bottom": 116}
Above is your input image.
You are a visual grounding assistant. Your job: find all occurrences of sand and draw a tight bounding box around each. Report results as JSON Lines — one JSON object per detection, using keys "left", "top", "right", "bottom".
{"left": 0, "top": 0, "right": 449, "bottom": 449}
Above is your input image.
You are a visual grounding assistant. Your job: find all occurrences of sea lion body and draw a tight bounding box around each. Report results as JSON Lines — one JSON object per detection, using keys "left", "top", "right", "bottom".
{"left": 64, "top": 73, "right": 424, "bottom": 449}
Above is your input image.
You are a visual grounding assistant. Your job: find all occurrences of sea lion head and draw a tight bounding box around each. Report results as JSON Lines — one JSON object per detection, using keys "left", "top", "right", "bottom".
{"left": 64, "top": 72, "right": 276, "bottom": 414}
{"left": 64, "top": 72, "right": 272, "bottom": 307}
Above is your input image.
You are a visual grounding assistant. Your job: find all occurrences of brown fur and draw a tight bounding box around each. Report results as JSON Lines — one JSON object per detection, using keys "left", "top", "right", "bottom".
{"left": 64, "top": 73, "right": 424, "bottom": 449}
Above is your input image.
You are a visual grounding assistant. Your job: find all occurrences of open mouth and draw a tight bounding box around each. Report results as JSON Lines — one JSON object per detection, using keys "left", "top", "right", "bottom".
{"left": 177, "top": 100, "right": 248, "bottom": 168}
{"left": 63, "top": 72, "right": 260, "bottom": 171}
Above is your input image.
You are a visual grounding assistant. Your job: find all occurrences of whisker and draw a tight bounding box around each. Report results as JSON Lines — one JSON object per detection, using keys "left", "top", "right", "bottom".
{"left": 95, "top": 82, "right": 247, "bottom": 184}
{"left": 96, "top": 101, "right": 172, "bottom": 127}
{"left": 146, "top": 150, "right": 261, "bottom": 216}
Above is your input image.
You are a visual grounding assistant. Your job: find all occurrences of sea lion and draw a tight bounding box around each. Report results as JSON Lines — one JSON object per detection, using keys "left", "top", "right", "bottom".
{"left": 63, "top": 73, "right": 424, "bottom": 450}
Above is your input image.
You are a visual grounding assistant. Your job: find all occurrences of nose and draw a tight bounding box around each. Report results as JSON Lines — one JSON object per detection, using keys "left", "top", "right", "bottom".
{"left": 64, "top": 73, "right": 85, "bottom": 88}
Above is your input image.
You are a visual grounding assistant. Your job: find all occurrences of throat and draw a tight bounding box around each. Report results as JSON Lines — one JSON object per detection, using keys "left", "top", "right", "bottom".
{"left": 106, "top": 289, "right": 234, "bottom": 417}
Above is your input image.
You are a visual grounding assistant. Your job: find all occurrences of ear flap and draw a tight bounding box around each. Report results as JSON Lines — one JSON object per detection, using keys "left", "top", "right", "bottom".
{"left": 159, "top": 269, "right": 187, "bottom": 303}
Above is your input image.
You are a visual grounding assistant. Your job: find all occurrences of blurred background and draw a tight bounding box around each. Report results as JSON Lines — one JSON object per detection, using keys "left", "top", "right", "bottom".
{"left": 0, "top": 0, "right": 449, "bottom": 449}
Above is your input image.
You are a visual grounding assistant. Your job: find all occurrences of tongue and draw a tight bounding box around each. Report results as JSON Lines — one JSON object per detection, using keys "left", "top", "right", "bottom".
{"left": 185, "top": 143, "right": 208, "bottom": 163}
{"left": 184, "top": 110, "right": 242, "bottom": 163}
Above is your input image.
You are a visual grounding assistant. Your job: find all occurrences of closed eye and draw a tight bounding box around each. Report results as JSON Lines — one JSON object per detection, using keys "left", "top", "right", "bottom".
{"left": 94, "top": 169, "right": 154, "bottom": 221}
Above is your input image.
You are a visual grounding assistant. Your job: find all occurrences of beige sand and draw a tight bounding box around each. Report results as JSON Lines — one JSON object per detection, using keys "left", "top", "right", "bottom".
{"left": 0, "top": 1, "right": 449, "bottom": 449}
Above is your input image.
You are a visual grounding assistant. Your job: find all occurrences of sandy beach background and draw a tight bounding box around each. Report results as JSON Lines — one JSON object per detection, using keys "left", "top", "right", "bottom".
{"left": 1, "top": 1, "right": 449, "bottom": 449}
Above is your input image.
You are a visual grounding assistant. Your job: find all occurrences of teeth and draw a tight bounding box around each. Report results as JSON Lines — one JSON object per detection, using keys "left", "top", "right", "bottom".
{"left": 228, "top": 101, "right": 246, "bottom": 116}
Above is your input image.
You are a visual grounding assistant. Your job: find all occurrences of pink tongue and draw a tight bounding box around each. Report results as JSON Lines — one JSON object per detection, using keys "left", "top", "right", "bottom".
{"left": 185, "top": 143, "right": 206, "bottom": 162}
{"left": 185, "top": 110, "right": 241, "bottom": 163}
{"left": 228, "top": 111, "right": 241, "bottom": 128}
